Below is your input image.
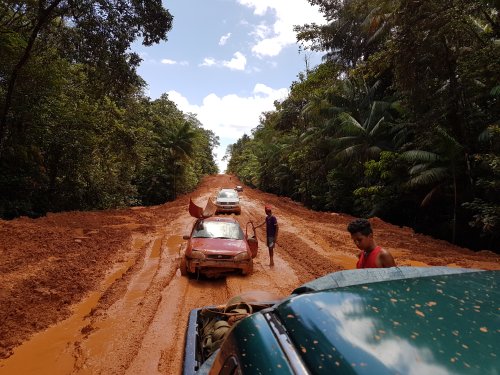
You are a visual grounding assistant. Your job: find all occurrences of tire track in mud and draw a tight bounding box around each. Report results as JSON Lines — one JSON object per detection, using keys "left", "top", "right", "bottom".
{"left": 73, "top": 233, "right": 180, "bottom": 375}
{"left": 277, "top": 229, "right": 344, "bottom": 285}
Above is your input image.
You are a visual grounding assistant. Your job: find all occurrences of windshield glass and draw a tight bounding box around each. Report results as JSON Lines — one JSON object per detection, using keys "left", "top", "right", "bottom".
{"left": 192, "top": 220, "right": 244, "bottom": 239}
{"left": 218, "top": 190, "right": 238, "bottom": 199}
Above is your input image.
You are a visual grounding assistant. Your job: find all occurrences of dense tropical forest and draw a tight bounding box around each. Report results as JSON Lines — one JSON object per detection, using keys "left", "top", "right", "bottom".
{"left": 0, "top": 1, "right": 218, "bottom": 218}
{"left": 225, "top": 0, "right": 500, "bottom": 250}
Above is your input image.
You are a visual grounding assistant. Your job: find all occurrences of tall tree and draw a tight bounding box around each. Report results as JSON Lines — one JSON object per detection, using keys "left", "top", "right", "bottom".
{"left": 0, "top": 0, "right": 173, "bottom": 153}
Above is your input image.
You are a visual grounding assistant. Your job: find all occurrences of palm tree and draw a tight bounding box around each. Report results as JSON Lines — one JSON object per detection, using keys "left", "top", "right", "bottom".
{"left": 162, "top": 120, "right": 197, "bottom": 198}
{"left": 299, "top": 78, "right": 408, "bottom": 188}
{"left": 331, "top": 99, "right": 396, "bottom": 162}
{"left": 400, "top": 127, "right": 467, "bottom": 243}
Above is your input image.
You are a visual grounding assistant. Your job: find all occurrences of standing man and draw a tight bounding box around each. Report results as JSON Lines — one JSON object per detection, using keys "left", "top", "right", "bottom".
{"left": 256, "top": 205, "right": 278, "bottom": 266}
{"left": 347, "top": 218, "right": 396, "bottom": 268}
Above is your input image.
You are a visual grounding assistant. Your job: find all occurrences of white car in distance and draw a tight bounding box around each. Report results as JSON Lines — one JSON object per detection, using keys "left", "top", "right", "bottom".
{"left": 215, "top": 188, "right": 241, "bottom": 215}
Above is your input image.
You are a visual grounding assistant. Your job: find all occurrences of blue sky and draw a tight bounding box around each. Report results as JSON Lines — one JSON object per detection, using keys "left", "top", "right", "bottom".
{"left": 132, "top": 0, "right": 326, "bottom": 172}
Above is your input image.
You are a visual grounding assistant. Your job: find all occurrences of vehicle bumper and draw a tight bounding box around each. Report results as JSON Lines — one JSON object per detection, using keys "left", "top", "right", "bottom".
{"left": 215, "top": 206, "right": 241, "bottom": 214}
{"left": 187, "top": 258, "right": 251, "bottom": 274}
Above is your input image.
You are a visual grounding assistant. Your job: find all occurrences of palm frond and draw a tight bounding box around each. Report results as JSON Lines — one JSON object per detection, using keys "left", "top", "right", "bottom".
{"left": 421, "top": 184, "right": 444, "bottom": 207}
{"left": 409, "top": 163, "right": 429, "bottom": 175}
{"left": 401, "top": 150, "right": 441, "bottom": 163}
{"left": 407, "top": 167, "right": 448, "bottom": 186}
{"left": 367, "top": 21, "right": 389, "bottom": 45}
{"left": 435, "top": 126, "right": 462, "bottom": 151}
{"left": 335, "top": 144, "right": 364, "bottom": 160}
{"left": 368, "top": 116, "right": 385, "bottom": 137}
{"left": 337, "top": 112, "right": 365, "bottom": 135}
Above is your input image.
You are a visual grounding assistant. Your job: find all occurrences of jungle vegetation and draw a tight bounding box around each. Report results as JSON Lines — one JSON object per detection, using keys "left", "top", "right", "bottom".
{"left": 0, "top": 1, "right": 218, "bottom": 218}
{"left": 225, "top": 0, "right": 500, "bottom": 250}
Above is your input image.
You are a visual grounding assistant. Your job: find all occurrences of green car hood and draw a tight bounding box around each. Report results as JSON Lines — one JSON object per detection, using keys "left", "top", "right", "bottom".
{"left": 276, "top": 271, "right": 499, "bottom": 375}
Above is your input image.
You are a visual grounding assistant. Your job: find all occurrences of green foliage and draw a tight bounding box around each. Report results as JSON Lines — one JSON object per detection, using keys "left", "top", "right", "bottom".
{"left": 353, "top": 151, "right": 412, "bottom": 220}
{"left": 227, "top": 0, "right": 500, "bottom": 251}
{"left": 462, "top": 151, "right": 500, "bottom": 246}
{"left": 0, "top": 4, "right": 218, "bottom": 217}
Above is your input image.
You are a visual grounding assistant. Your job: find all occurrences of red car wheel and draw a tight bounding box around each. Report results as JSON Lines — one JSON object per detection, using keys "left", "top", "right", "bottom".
{"left": 242, "top": 260, "right": 253, "bottom": 276}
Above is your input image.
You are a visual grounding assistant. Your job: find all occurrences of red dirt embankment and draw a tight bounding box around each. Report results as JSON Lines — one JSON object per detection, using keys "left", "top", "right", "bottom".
{"left": 0, "top": 174, "right": 498, "bottom": 374}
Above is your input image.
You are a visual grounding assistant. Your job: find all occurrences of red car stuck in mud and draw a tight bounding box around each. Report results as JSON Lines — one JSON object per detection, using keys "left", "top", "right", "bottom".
{"left": 180, "top": 217, "right": 258, "bottom": 278}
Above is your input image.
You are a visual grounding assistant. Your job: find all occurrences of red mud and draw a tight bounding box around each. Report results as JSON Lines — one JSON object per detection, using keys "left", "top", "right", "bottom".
{"left": 0, "top": 174, "right": 498, "bottom": 374}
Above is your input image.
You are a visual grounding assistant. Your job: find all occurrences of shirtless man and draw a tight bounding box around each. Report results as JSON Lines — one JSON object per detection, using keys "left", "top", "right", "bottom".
{"left": 347, "top": 218, "right": 396, "bottom": 268}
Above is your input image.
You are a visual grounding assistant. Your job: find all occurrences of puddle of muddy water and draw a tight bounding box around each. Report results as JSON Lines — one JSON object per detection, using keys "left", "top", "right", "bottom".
{"left": 0, "top": 257, "right": 136, "bottom": 375}
{"left": 150, "top": 237, "right": 162, "bottom": 258}
{"left": 166, "top": 235, "right": 184, "bottom": 257}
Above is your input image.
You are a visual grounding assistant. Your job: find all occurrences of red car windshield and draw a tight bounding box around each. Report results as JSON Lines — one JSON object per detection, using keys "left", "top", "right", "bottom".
{"left": 192, "top": 221, "right": 244, "bottom": 240}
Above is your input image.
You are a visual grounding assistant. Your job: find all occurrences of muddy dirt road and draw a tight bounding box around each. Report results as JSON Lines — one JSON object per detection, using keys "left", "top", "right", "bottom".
{"left": 1, "top": 174, "right": 499, "bottom": 374}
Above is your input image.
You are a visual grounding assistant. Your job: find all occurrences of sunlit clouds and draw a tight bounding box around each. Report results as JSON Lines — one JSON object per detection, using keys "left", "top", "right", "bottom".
{"left": 219, "top": 32, "right": 232, "bottom": 46}
{"left": 167, "top": 84, "right": 287, "bottom": 137}
{"left": 200, "top": 52, "right": 247, "bottom": 71}
{"left": 133, "top": 0, "right": 326, "bottom": 171}
{"left": 160, "top": 58, "right": 188, "bottom": 66}
{"left": 237, "top": 0, "right": 326, "bottom": 57}
{"left": 167, "top": 85, "right": 288, "bottom": 171}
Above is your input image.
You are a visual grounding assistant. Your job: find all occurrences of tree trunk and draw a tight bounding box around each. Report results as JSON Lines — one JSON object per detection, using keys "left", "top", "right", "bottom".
{"left": 0, "top": 0, "right": 63, "bottom": 156}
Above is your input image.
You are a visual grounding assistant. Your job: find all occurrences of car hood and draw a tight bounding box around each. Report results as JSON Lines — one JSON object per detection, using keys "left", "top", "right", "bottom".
{"left": 190, "top": 238, "right": 246, "bottom": 254}
{"left": 275, "top": 271, "right": 498, "bottom": 374}
{"left": 216, "top": 197, "right": 239, "bottom": 204}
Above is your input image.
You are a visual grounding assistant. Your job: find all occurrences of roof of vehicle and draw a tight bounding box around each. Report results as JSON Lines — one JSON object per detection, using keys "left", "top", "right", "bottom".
{"left": 292, "top": 266, "right": 482, "bottom": 294}
{"left": 275, "top": 270, "right": 499, "bottom": 374}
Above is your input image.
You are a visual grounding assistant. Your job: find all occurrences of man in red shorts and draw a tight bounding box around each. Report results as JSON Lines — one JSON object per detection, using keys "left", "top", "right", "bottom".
{"left": 256, "top": 205, "right": 278, "bottom": 266}
{"left": 347, "top": 218, "right": 396, "bottom": 268}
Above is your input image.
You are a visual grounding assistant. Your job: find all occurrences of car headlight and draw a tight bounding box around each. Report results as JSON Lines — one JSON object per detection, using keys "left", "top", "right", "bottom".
{"left": 190, "top": 250, "right": 206, "bottom": 260}
{"left": 234, "top": 252, "right": 250, "bottom": 261}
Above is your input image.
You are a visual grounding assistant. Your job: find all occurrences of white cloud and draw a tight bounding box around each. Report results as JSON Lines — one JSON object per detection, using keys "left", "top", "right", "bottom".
{"left": 168, "top": 85, "right": 287, "bottom": 138}
{"left": 219, "top": 32, "right": 232, "bottom": 46}
{"left": 161, "top": 58, "right": 189, "bottom": 66}
{"left": 251, "top": 23, "right": 272, "bottom": 40}
{"left": 237, "top": 0, "right": 326, "bottom": 57}
{"left": 199, "top": 52, "right": 247, "bottom": 71}
{"left": 167, "top": 85, "right": 288, "bottom": 171}
{"left": 222, "top": 52, "right": 247, "bottom": 71}
{"left": 200, "top": 57, "right": 216, "bottom": 67}
{"left": 253, "top": 83, "right": 276, "bottom": 96}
